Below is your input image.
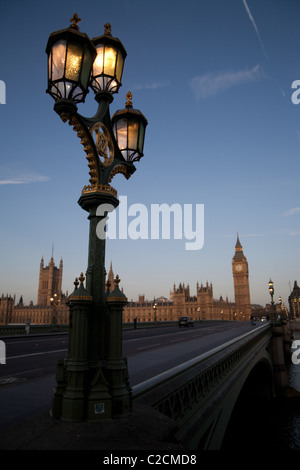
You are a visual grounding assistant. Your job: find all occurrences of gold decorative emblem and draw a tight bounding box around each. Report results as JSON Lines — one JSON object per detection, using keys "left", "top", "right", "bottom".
{"left": 90, "top": 122, "right": 114, "bottom": 167}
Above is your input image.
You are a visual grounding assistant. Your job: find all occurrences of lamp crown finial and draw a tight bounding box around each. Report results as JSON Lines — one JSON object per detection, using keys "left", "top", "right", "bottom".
{"left": 74, "top": 277, "right": 79, "bottom": 289}
{"left": 115, "top": 275, "right": 121, "bottom": 286}
{"left": 79, "top": 272, "right": 85, "bottom": 285}
{"left": 104, "top": 23, "right": 112, "bottom": 36}
{"left": 126, "top": 91, "right": 133, "bottom": 108}
{"left": 70, "top": 13, "right": 81, "bottom": 30}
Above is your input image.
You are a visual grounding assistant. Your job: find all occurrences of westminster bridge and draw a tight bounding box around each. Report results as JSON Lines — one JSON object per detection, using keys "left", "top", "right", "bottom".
{"left": 0, "top": 319, "right": 296, "bottom": 450}
{"left": 131, "top": 321, "right": 293, "bottom": 450}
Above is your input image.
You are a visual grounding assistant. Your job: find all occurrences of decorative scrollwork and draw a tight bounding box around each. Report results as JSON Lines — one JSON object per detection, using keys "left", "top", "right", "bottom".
{"left": 108, "top": 164, "right": 131, "bottom": 182}
{"left": 81, "top": 184, "right": 118, "bottom": 197}
{"left": 60, "top": 114, "right": 100, "bottom": 189}
{"left": 90, "top": 122, "right": 114, "bottom": 167}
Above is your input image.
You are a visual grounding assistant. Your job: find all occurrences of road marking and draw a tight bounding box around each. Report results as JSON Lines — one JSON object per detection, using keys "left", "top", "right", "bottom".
{"left": 137, "top": 343, "right": 161, "bottom": 350}
{"left": 6, "top": 349, "right": 67, "bottom": 360}
{"left": 124, "top": 329, "right": 199, "bottom": 343}
{"left": 0, "top": 377, "right": 26, "bottom": 385}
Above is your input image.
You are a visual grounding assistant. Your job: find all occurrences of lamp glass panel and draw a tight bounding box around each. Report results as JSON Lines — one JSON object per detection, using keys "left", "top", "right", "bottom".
{"left": 103, "top": 46, "right": 117, "bottom": 76}
{"left": 65, "top": 41, "right": 83, "bottom": 82}
{"left": 109, "top": 80, "right": 118, "bottom": 91}
{"left": 81, "top": 47, "right": 93, "bottom": 88}
{"left": 93, "top": 44, "right": 104, "bottom": 76}
{"left": 115, "top": 50, "right": 124, "bottom": 82}
{"left": 138, "top": 122, "right": 145, "bottom": 154}
{"left": 127, "top": 120, "right": 139, "bottom": 149}
{"left": 51, "top": 39, "right": 67, "bottom": 80}
{"left": 116, "top": 118, "right": 128, "bottom": 150}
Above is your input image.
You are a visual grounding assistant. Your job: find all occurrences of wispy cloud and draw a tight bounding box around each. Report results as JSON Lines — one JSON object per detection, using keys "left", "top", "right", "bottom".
{"left": 190, "top": 64, "right": 264, "bottom": 99}
{"left": 244, "top": 233, "right": 266, "bottom": 238}
{"left": 0, "top": 165, "right": 49, "bottom": 185}
{"left": 242, "top": 0, "right": 268, "bottom": 59}
{"left": 283, "top": 207, "right": 300, "bottom": 217}
{"left": 133, "top": 80, "right": 170, "bottom": 91}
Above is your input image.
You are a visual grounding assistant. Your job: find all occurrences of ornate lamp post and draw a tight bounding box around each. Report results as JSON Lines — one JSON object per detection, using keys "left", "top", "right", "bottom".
{"left": 153, "top": 299, "right": 158, "bottom": 324}
{"left": 268, "top": 279, "right": 277, "bottom": 323}
{"left": 50, "top": 293, "right": 60, "bottom": 327}
{"left": 268, "top": 279, "right": 274, "bottom": 305}
{"left": 46, "top": 14, "right": 147, "bottom": 421}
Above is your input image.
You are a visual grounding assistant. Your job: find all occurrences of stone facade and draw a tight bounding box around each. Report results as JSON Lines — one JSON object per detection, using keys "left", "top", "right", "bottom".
{"left": 1, "top": 236, "right": 253, "bottom": 325}
{"left": 289, "top": 281, "right": 300, "bottom": 320}
{"left": 123, "top": 282, "right": 236, "bottom": 323}
{"left": 37, "top": 256, "right": 63, "bottom": 306}
{"left": 0, "top": 256, "right": 69, "bottom": 325}
{"left": 123, "top": 235, "right": 251, "bottom": 323}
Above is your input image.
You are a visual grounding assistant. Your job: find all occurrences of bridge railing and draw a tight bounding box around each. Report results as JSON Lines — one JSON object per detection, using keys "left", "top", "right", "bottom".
{"left": 0, "top": 324, "right": 68, "bottom": 337}
{"left": 0, "top": 319, "right": 226, "bottom": 336}
{"left": 132, "top": 323, "right": 272, "bottom": 426}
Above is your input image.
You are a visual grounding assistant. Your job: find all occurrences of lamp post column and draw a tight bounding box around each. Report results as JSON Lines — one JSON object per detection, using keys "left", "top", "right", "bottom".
{"left": 61, "top": 275, "right": 92, "bottom": 421}
{"left": 106, "top": 276, "right": 131, "bottom": 416}
{"left": 78, "top": 190, "right": 119, "bottom": 421}
{"left": 78, "top": 190, "right": 119, "bottom": 367}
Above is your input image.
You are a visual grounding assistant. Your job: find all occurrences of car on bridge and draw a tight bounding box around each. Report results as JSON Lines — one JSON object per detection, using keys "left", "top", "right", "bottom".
{"left": 178, "top": 316, "right": 194, "bottom": 327}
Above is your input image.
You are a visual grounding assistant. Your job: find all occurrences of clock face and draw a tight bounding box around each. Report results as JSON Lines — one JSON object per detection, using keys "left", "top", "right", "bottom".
{"left": 235, "top": 264, "right": 243, "bottom": 272}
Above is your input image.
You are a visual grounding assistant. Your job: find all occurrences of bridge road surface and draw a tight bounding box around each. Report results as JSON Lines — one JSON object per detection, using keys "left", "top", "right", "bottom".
{"left": 0, "top": 321, "right": 260, "bottom": 430}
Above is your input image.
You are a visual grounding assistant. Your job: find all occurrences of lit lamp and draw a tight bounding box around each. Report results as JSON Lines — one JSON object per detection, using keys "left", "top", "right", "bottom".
{"left": 90, "top": 23, "right": 127, "bottom": 96}
{"left": 46, "top": 14, "right": 147, "bottom": 422}
{"left": 50, "top": 293, "right": 60, "bottom": 326}
{"left": 268, "top": 279, "right": 274, "bottom": 304}
{"left": 112, "top": 91, "right": 148, "bottom": 162}
{"left": 153, "top": 299, "right": 158, "bottom": 324}
{"left": 46, "top": 13, "right": 96, "bottom": 105}
{"left": 268, "top": 278, "right": 277, "bottom": 323}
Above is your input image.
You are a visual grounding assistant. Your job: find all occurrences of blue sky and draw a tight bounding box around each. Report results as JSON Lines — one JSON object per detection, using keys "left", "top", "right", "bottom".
{"left": 0, "top": 0, "right": 300, "bottom": 309}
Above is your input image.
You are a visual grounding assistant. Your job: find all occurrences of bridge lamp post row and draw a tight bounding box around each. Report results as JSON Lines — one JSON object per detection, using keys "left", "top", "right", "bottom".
{"left": 45, "top": 14, "right": 147, "bottom": 421}
{"left": 50, "top": 293, "right": 60, "bottom": 326}
{"left": 268, "top": 279, "right": 278, "bottom": 323}
{"left": 268, "top": 279, "right": 274, "bottom": 305}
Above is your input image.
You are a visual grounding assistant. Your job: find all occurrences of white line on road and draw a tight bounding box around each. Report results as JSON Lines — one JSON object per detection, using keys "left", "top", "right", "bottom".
{"left": 6, "top": 349, "right": 67, "bottom": 360}
{"left": 137, "top": 343, "right": 161, "bottom": 350}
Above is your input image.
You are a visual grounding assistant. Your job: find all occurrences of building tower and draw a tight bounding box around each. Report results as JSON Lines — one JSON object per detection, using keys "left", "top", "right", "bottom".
{"left": 232, "top": 235, "right": 251, "bottom": 320}
{"left": 197, "top": 282, "right": 214, "bottom": 320}
{"left": 37, "top": 255, "right": 63, "bottom": 305}
{"left": 288, "top": 281, "right": 300, "bottom": 319}
{"left": 107, "top": 262, "right": 115, "bottom": 293}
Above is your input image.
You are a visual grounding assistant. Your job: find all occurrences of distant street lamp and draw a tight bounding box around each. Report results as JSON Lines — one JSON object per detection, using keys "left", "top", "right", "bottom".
{"left": 268, "top": 279, "right": 277, "bottom": 323}
{"left": 153, "top": 299, "right": 158, "bottom": 324}
{"left": 50, "top": 293, "right": 60, "bottom": 326}
{"left": 46, "top": 14, "right": 147, "bottom": 421}
{"left": 268, "top": 279, "right": 274, "bottom": 305}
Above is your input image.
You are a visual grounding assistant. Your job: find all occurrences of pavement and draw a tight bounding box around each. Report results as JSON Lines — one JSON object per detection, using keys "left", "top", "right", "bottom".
{"left": 0, "top": 401, "right": 183, "bottom": 451}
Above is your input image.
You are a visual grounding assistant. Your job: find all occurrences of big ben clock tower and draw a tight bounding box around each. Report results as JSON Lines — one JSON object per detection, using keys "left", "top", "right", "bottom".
{"left": 232, "top": 235, "right": 252, "bottom": 320}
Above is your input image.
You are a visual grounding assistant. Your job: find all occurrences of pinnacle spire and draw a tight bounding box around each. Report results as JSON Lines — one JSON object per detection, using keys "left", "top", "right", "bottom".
{"left": 235, "top": 233, "right": 243, "bottom": 251}
{"left": 107, "top": 261, "right": 115, "bottom": 293}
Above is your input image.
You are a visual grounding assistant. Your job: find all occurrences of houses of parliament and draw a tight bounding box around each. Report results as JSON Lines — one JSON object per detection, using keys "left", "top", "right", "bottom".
{"left": 0, "top": 236, "right": 258, "bottom": 325}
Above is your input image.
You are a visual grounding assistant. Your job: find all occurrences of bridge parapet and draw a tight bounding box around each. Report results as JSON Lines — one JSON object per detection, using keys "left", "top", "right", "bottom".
{"left": 133, "top": 324, "right": 273, "bottom": 449}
